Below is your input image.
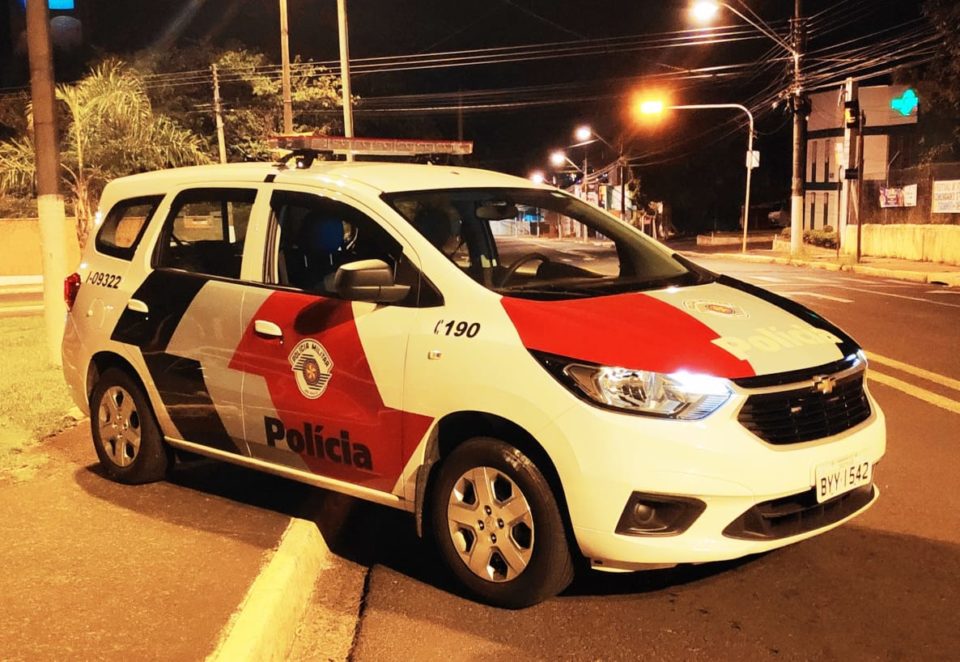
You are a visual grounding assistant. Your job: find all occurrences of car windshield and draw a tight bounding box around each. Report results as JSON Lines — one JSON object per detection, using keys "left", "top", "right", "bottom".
{"left": 383, "top": 187, "right": 710, "bottom": 300}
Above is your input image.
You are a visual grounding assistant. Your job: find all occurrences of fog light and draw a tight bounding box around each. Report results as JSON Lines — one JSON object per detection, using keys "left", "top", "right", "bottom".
{"left": 633, "top": 502, "right": 655, "bottom": 525}
{"left": 615, "top": 492, "right": 706, "bottom": 537}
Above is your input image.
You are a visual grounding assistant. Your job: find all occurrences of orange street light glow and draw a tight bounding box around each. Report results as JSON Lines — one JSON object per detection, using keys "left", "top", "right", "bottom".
{"left": 574, "top": 125, "right": 592, "bottom": 142}
{"left": 638, "top": 99, "right": 665, "bottom": 115}
{"left": 691, "top": 1, "right": 720, "bottom": 23}
{"left": 549, "top": 150, "right": 567, "bottom": 167}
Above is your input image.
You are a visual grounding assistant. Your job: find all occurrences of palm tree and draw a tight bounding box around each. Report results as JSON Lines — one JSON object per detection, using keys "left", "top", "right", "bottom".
{"left": 0, "top": 61, "right": 210, "bottom": 246}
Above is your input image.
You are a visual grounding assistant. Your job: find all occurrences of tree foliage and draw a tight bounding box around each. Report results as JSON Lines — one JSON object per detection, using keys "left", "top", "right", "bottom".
{"left": 134, "top": 45, "right": 345, "bottom": 161}
{"left": 0, "top": 61, "right": 209, "bottom": 244}
{"left": 914, "top": 1, "right": 960, "bottom": 160}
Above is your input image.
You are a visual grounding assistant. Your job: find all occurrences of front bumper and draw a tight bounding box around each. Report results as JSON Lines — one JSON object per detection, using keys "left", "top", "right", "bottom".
{"left": 542, "top": 382, "right": 886, "bottom": 570}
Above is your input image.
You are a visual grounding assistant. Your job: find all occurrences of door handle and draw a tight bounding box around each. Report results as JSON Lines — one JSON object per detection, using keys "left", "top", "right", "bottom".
{"left": 126, "top": 299, "right": 149, "bottom": 314}
{"left": 254, "top": 319, "right": 284, "bottom": 339}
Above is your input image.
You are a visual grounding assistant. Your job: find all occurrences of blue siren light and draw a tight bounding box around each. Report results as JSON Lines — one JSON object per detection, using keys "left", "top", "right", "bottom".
{"left": 18, "top": 0, "right": 75, "bottom": 9}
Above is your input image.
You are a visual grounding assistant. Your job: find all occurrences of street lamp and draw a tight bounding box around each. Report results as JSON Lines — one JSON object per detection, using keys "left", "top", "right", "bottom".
{"left": 574, "top": 125, "right": 592, "bottom": 143}
{"left": 529, "top": 171, "right": 546, "bottom": 185}
{"left": 572, "top": 125, "right": 630, "bottom": 223}
{"left": 689, "top": 0, "right": 804, "bottom": 257}
{"left": 637, "top": 99, "right": 756, "bottom": 254}
{"left": 549, "top": 150, "right": 582, "bottom": 172}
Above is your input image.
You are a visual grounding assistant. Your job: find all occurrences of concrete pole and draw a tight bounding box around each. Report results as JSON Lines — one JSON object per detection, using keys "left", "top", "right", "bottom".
{"left": 741, "top": 111, "right": 755, "bottom": 254}
{"left": 26, "top": 0, "right": 69, "bottom": 367}
{"left": 838, "top": 78, "right": 858, "bottom": 251}
{"left": 279, "top": 0, "right": 293, "bottom": 134}
{"left": 788, "top": 0, "right": 806, "bottom": 257}
{"left": 337, "top": 0, "right": 355, "bottom": 161}
{"left": 211, "top": 64, "right": 227, "bottom": 164}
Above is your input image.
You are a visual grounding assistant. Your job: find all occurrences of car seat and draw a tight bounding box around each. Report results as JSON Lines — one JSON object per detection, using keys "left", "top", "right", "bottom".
{"left": 294, "top": 213, "right": 345, "bottom": 291}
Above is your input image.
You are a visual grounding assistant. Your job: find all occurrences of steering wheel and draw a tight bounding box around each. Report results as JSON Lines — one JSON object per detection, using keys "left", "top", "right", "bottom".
{"left": 498, "top": 252, "right": 551, "bottom": 287}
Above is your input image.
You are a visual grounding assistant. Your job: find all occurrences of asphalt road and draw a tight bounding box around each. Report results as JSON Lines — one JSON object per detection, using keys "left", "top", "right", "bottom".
{"left": 337, "top": 254, "right": 960, "bottom": 661}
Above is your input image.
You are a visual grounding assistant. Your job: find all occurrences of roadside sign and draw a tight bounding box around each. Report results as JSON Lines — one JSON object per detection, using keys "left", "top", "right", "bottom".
{"left": 746, "top": 150, "right": 760, "bottom": 169}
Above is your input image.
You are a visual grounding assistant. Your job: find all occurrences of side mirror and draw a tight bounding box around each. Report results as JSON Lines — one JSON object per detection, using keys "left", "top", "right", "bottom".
{"left": 333, "top": 259, "right": 410, "bottom": 304}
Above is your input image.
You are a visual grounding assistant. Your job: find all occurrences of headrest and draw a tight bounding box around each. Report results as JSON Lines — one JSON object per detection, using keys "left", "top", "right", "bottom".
{"left": 413, "top": 207, "right": 457, "bottom": 250}
{"left": 301, "top": 214, "right": 344, "bottom": 254}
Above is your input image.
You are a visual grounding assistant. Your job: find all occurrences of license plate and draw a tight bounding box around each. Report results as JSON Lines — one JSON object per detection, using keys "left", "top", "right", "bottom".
{"left": 814, "top": 457, "right": 871, "bottom": 503}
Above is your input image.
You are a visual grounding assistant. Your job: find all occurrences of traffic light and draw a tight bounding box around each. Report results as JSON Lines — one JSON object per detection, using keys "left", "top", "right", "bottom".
{"left": 891, "top": 89, "right": 919, "bottom": 117}
{"left": 844, "top": 100, "right": 861, "bottom": 129}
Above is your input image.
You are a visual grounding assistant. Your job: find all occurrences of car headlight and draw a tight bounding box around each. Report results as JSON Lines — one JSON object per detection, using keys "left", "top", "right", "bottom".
{"left": 534, "top": 352, "right": 732, "bottom": 420}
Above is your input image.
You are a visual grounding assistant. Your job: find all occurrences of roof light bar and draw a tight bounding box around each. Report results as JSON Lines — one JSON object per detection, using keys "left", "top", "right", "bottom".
{"left": 270, "top": 134, "right": 474, "bottom": 156}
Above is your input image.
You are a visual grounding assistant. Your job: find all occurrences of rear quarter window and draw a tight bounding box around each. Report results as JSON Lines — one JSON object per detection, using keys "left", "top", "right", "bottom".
{"left": 95, "top": 196, "right": 164, "bottom": 260}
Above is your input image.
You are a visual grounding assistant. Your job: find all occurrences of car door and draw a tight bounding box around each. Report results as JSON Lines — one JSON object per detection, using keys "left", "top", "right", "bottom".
{"left": 111, "top": 186, "right": 264, "bottom": 456}
{"left": 231, "top": 189, "right": 437, "bottom": 495}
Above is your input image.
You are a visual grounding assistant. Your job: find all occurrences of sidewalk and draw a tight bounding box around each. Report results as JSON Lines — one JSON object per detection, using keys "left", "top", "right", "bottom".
{"left": 681, "top": 245, "right": 960, "bottom": 287}
{"left": 0, "top": 424, "right": 302, "bottom": 661}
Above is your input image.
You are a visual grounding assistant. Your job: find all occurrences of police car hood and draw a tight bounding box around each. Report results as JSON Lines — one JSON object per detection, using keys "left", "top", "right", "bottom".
{"left": 500, "top": 277, "right": 859, "bottom": 379}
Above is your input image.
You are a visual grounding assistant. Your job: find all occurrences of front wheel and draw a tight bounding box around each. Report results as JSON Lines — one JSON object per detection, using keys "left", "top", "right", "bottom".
{"left": 90, "top": 367, "right": 171, "bottom": 484}
{"left": 429, "top": 437, "right": 574, "bottom": 608}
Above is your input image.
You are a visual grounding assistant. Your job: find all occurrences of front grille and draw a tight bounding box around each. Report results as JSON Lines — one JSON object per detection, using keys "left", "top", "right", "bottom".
{"left": 738, "top": 372, "right": 871, "bottom": 445}
{"left": 723, "top": 484, "right": 875, "bottom": 540}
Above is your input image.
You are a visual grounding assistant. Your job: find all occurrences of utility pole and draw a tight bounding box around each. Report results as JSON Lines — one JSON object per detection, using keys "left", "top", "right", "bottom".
{"left": 788, "top": 0, "right": 806, "bottom": 257}
{"left": 457, "top": 91, "right": 464, "bottom": 165}
{"left": 838, "top": 78, "right": 859, "bottom": 249}
{"left": 211, "top": 64, "right": 227, "bottom": 164}
{"left": 279, "top": 0, "right": 293, "bottom": 134}
{"left": 337, "top": 0, "right": 355, "bottom": 161}
{"left": 26, "top": 0, "right": 69, "bottom": 366}
{"left": 855, "top": 111, "right": 866, "bottom": 263}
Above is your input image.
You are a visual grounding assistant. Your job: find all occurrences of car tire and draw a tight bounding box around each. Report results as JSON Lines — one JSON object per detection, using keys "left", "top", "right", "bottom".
{"left": 429, "top": 437, "right": 574, "bottom": 608}
{"left": 90, "top": 367, "right": 171, "bottom": 484}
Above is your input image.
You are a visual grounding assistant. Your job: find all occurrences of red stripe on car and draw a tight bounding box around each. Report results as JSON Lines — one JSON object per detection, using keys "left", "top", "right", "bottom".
{"left": 501, "top": 293, "right": 755, "bottom": 378}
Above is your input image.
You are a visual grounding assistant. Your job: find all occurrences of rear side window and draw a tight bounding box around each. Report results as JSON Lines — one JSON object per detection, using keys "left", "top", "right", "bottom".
{"left": 155, "top": 188, "right": 256, "bottom": 279}
{"left": 95, "top": 196, "right": 162, "bottom": 260}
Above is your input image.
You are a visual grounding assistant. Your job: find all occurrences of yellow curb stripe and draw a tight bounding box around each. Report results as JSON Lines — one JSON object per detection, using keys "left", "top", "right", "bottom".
{"left": 207, "top": 518, "right": 330, "bottom": 662}
{"left": 868, "top": 370, "right": 960, "bottom": 416}
{"left": 868, "top": 353, "right": 960, "bottom": 393}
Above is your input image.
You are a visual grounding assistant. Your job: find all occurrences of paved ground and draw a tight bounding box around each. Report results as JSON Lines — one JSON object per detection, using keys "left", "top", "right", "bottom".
{"left": 4, "top": 247, "right": 959, "bottom": 659}
{"left": 0, "top": 424, "right": 311, "bottom": 661}
{"left": 340, "top": 255, "right": 960, "bottom": 661}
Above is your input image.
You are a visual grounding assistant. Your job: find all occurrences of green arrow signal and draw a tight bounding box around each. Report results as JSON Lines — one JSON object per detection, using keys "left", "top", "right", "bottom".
{"left": 891, "top": 89, "right": 919, "bottom": 117}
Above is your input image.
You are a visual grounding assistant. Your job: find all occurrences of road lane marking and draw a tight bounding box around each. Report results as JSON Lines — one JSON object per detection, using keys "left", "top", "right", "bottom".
{"left": 926, "top": 290, "right": 960, "bottom": 295}
{"left": 795, "top": 276, "right": 831, "bottom": 283}
{"left": 752, "top": 276, "right": 785, "bottom": 283}
{"left": 868, "top": 353, "right": 960, "bottom": 393}
{"left": 868, "top": 370, "right": 960, "bottom": 416}
{"left": 779, "top": 291, "right": 854, "bottom": 303}
{"left": 830, "top": 285, "right": 960, "bottom": 308}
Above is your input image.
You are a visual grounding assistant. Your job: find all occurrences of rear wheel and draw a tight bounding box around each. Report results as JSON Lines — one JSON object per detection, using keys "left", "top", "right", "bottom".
{"left": 430, "top": 437, "right": 574, "bottom": 608}
{"left": 90, "top": 368, "right": 170, "bottom": 484}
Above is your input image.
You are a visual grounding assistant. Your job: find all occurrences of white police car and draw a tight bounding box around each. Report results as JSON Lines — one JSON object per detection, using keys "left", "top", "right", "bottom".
{"left": 62, "top": 138, "right": 885, "bottom": 608}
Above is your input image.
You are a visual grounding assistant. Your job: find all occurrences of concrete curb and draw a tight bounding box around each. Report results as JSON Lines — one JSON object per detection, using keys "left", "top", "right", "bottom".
{"left": 682, "top": 251, "right": 960, "bottom": 287}
{"left": 206, "top": 517, "right": 330, "bottom": 662}
{"left": 0, "top": 275, "right": 42, "bottom": 287}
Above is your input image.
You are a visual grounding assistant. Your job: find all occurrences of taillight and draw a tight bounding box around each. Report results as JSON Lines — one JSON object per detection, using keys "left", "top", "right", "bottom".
{"left": 64, "top": 272, "right": 82, "bottom": 311}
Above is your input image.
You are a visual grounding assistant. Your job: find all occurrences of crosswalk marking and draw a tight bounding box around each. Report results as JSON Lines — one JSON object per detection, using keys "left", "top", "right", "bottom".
{"left": 831, "top": 285, "right": 960, "bottom": 308}
{"left": 780, "top": 291, "right": 854, "bottom": 303}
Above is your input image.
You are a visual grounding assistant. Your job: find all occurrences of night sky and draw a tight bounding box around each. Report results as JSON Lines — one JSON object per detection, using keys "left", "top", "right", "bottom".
{"left": 1, "top": 0, "right": 928, "bottom": 231}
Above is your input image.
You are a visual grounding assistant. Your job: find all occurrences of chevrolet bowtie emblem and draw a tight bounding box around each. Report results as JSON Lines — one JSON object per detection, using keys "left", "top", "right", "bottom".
{"left": 812, "top": 375, "right": 836, "bottom": 395}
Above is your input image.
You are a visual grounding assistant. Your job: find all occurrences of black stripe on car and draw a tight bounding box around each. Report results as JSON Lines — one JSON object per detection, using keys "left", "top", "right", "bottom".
{"left": 111, "top": 270, "right": 240, "bottom": 454}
